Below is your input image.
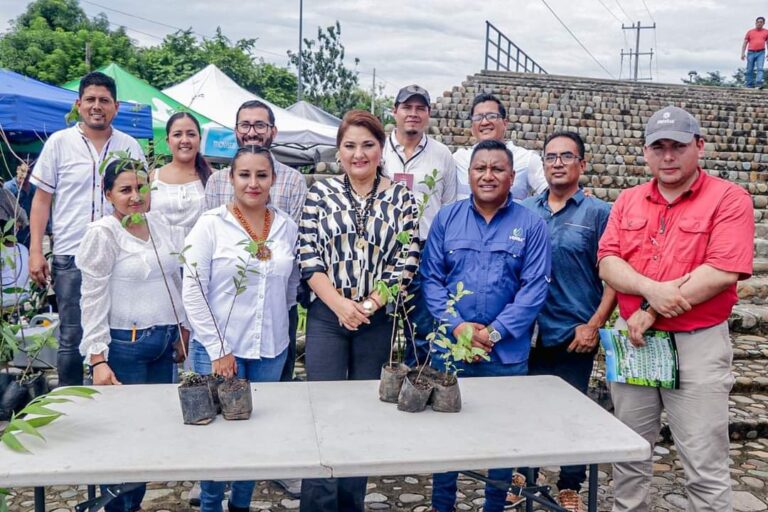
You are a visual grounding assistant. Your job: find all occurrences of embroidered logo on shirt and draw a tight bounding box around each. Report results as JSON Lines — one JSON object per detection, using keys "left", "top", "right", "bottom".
{"left": 509, "top": 228, "right": 525, "bottom": 243}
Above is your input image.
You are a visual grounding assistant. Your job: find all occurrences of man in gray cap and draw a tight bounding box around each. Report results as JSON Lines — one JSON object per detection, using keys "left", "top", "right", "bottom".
{"left": 383, "top": 84, "right": 457, "bottom": 366}
{"left": 597, "top": 106, "right": 754, "bottom": 511}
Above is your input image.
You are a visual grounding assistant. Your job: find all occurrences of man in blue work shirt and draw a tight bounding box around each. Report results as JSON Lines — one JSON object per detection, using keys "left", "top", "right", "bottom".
{"left": 522, "top": 131, "right": 616, "bottom": 512}
{"left": 421, "top": 139, "right": 551, "bottom": 512}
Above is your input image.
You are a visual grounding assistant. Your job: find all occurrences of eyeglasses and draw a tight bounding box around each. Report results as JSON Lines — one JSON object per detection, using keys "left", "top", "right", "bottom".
{"left": 470, "top": 112, "right": 504, "bottom": 123}
{"left": 543, "top": 152, "right": 582, "bottom": 165}
{"left": 236, "top": 121, "right": 273, "bottom": 134}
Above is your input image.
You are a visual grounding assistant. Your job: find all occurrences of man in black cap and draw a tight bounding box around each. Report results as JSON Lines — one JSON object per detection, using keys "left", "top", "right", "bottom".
{"left": 383, "top": 84, "right": 457, "bottom": 367}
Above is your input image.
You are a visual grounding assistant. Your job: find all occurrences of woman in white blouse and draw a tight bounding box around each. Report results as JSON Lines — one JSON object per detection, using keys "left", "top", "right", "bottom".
{"left": 182, "top": 145, "right": 299, "bottom": 512}
{"left": 150, "top": 112, "right": 211, "bottom": 249}
{"left": 77, "top": 159, "right": 187, "bottom": 512}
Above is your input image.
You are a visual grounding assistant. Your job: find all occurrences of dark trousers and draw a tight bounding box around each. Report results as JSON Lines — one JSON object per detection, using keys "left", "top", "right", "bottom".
{"left": 280, "top": 304, "right": 299, "bottom": 382}
{"left": 402, "top": 271, "right": 433, "bottom": 368}
{"left": 522, "top": 340, "right": 597, "bottom": 491}
{"left": 300, "top": 299, "right": 393, "bottom": 512}
{"left": 51, "top": 255, "right": 84, "bottom": 386}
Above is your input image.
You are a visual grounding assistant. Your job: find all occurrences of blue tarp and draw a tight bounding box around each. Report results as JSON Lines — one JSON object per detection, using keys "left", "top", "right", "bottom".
{"left": 0, "top": 68, "right": 153, "bottom": 142}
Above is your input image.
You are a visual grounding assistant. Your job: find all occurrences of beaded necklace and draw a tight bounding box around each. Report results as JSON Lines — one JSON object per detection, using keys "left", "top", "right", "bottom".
{"left": 343, "top": 173, "right": 381, "bottom": 250}
{"left": 232, "top": 205, "right": 273, "bottom": 261}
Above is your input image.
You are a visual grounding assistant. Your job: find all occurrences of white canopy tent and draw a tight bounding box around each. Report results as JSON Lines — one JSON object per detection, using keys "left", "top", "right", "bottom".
{"left": 163, "top": 64, "right": 337, "bottom": 166}
{"left": 288, "top": 100, "right": 341, "bottom": 127}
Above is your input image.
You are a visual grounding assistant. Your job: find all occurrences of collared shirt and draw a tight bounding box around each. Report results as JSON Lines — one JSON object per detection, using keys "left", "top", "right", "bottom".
{"left": 30, "top": 125, "right": 146, "bottom": 255}
{"left": 421, "top": 195, "right": 551, "bottom": 364}
{"left": 454, "top": 140, "right": 547, "bottom": 202}
{"left": 598, "top": 169, "right": 754, "bottom": 332}
{"left": 745, "top": 28, "right": 768, "bottom": 52}
{"left": 203, "top": 160, "right": 308, "bottom": 224}
{"left": 76, "top": 212, "right": 187, "bottom": 364}
{"left": 382, "top": 131, "right": 457, "bottom": 239}
{"left": 299, "top": 178, "right": 420, "bottom": 301}
{"left": 523, "top": 189, "right": 611, "bottom": 346}
{"left": 182, "top": 206, "right": 300, "bottom": 361}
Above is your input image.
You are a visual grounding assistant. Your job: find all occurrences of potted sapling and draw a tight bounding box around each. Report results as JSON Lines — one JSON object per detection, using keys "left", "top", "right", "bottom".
{"left": 177, "top": 240, "right": 261, "bottom": 422}
{"left": 429, "top": 282, "right": 486, "bottom": 412}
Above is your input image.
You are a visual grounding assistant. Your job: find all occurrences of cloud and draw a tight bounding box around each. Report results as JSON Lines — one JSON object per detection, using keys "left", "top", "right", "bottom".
{"left": 1, "top": 0, "right": 762, "bottom": 95}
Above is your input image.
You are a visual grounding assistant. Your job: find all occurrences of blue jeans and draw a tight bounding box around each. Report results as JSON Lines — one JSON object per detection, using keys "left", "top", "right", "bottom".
{"left": 191, "top": 341, "right": 287, "bottom": 512}
{"left": 746, "top": 50, "right": 765, "bottom": 87}
{"left": 99, "top": 324, "right": 176, "bottom": 512}
{"left": 522, "top": 340, "right": 597, "bottom": 491}
{"left": 430, "top": 358, "right": 528, "bottom": 512}
{"left": 51, "top": 255, "right": 85, "bottom": 386}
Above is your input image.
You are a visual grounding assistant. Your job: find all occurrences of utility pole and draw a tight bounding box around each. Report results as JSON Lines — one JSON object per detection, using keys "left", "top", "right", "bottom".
{"left": 85, "top": 42, "right": 91, "bottom": 72}
{"left": 370, "top": 68, "right": 376, "bottom": 115}
{"left": 621, "top": 21, "right": 655, "bottom": 81}
{"left": 297, "top": 0, "right": 303, "bottom": 102}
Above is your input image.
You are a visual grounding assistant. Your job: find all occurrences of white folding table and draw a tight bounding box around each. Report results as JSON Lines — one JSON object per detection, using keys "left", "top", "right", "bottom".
{"left": 0, "top": 376, "right": 650, "bottom": 511}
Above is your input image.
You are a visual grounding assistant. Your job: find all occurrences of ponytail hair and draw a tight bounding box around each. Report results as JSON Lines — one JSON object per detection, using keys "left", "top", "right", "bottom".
{"left": 166, "top": 111, "right": 212, "bottom": 186}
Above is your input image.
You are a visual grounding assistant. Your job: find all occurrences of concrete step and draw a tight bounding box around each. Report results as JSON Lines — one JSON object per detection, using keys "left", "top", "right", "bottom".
{"left": 730, "top": 304, "right": 768, "bottom": 334}
{"left": 738, "top": 275, "right": 768, "bottom": 303}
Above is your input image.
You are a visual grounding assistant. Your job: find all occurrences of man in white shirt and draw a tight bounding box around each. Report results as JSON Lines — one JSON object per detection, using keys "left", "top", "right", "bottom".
{"left": 28, "top": 71, "right": 145, "bottom": 386}
{"left": 382, "top": 84, "right": 457, "bottom": 367}
{"left": 454, "top": 93, "right": 548, "bottom": 202}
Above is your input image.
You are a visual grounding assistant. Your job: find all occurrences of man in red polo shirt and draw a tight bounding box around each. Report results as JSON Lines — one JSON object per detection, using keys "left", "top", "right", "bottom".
{"left": 598, "top": 106, "right": 753, "bottom": 512}
{"left": 741, "top": 16, "right": 768, "bottom": 88}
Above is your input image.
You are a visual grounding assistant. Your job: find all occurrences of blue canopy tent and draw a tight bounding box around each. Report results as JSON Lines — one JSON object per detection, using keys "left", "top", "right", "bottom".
{"left": 0, "top": 68, "right": 153, "bottom": 143}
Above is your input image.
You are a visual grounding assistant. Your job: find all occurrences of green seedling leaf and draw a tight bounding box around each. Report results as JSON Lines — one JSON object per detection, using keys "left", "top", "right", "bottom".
{"left": 23, "top": 414, "right": 63, "bottom": 429}
{"left": 20, "top": 404, "right": 64, "bottom": 417}
{"left": 9, "top": 418, "right": 44, "bottom": 440}
{"left": 1, "top": 432, "right": 29, "bottom": 453}
{"left": 47, "top": 386, "right": 99, "bottom": 398}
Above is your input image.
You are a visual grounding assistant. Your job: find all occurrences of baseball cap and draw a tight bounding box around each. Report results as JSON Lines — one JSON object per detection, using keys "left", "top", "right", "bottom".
{"left": 645, "top": 106, "right": 701, "bottom": 145}
{"left": 395, "top": 85, "right": 431, "bottom": 106}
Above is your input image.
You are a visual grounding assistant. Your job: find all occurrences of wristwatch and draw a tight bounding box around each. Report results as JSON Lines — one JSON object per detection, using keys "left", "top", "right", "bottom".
{"left": 640, "top": 299, "right": 651, "bottom": 312}
{"left": 362, "top": 299, "right": 376, "bottom": 315}
{"left": 486, "top": 325, "right": 502, "bottom": 344}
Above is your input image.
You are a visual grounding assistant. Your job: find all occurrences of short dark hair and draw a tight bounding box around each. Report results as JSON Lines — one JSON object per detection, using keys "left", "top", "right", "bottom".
{"left": 758, "top": 16, "right": 766, "bottom": 22}
{"left": 236, "top": 100, "right": 276, "bottom": 126}
{"left": 543, "top": 131, "right": 586, "bottom": 159}
{"left": 470, "top": 93, "right": 506, "bottom": 119}
{"left": 230, "top": 145, "right": 275, "bottom": 177}
{"left": 79, "top": 72, "right": 117, "bottom": 101}
{"left": 471, "top": 139, "right": 514, "bottom": 170}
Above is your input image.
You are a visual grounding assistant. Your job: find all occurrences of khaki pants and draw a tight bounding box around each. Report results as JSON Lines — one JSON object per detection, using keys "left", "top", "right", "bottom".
{"left": 610, "top": 320, "right": 734, "bottom": 512}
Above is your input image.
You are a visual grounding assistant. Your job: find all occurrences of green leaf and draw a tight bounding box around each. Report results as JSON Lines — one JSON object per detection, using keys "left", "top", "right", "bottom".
{"left": 20, "top": 404, "right": 63, "bottom": 416}
{"left": 1, "top": 432, "right": 29, "bottom": 453}
{"left": 47, "top": 386, "right": 99, "bottom": 398}
{"left": 9, "top": 418, "right": 44, "bottom": 440}
{"left": 23, "top": 414, "right": 63, "bottom": 429}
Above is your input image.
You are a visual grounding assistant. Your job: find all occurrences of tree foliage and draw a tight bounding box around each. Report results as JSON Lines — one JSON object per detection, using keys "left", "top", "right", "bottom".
{"left": 0, "top": 0, "right": 140, "bottom": 84}
{"left": 288, "top": 21, "right": 363, "bottom": 117}
{"left": 682, "top": 70, "right": 745, "bottom": 87}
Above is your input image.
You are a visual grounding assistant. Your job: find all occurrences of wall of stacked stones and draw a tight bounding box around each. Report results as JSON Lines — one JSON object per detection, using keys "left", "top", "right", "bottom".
{"left": 429, "top": 71, "right": 768, "bottom": 215}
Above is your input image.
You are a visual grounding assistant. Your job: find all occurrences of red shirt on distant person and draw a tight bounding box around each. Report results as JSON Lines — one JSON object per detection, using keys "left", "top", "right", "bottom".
{"left": 597, "top": 169, "right": 754, "bottom": 332}
{"left": 745, "top": 27, "right": 768, "bottom": 51}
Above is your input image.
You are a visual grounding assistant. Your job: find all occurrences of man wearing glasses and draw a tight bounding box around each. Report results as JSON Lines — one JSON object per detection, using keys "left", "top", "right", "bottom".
{"left": 204, "top": 100, "right": 307, "bottom": 224}
{"left": 201, "top": 99, "right": 307, "bottom": 502}
{"left": 454, "top": 93, "right": 547, "bottom": 202}
{"left": 521, "top": 132, "right": 615, "bottom": 512}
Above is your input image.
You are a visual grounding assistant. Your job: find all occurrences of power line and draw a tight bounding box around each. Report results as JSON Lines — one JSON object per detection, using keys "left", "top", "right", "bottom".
{"left": 81, "top": 0, "right": 190, "bottom": 34}
{"left": 595, "top": 0, "right": 623, "bottom": 23}
{"left": 639, "top": 0, "right": 656, "bottom": 23}
{"left": 539, "top": 0, "right": 616, "bottom": 78}
{"left": 612, "top": 0, "right": 634, "bottom": 23}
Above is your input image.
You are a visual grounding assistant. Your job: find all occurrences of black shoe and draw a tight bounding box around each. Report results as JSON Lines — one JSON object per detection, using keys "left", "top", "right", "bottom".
{"left": 228, "top": 503, "right": 250, "bottom": 512}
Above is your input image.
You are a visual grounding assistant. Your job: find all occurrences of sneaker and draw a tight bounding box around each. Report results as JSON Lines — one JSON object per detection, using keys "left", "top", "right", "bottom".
{"left": 557, "top": 489, "right": 585, "bottom": 512}
{"left": 504, "top": 493, "right": 526, "bottom": 509}
{"left": 188, "top": 481, "right": 201, "bottom": 507}
{"left": 274, "top": 478, "right": 302, "bottom": 498}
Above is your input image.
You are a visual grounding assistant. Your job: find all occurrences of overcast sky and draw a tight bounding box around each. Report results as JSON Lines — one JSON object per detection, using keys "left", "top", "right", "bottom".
{"left": 1, "top": 0, "right": 763, "bottom": 98}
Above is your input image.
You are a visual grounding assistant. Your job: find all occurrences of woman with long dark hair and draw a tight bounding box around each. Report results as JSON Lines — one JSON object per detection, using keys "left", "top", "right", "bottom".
{"left": 299, "top": 110, "right": 420, "bottom": 512}
{"left": 151, "top": 112, "right": 212, "bottom": 249}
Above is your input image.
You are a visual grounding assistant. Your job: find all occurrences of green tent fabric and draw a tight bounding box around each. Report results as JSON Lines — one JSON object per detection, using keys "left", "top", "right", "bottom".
{"left": 62, "top": 63, "right": 235, "bottom": 157}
